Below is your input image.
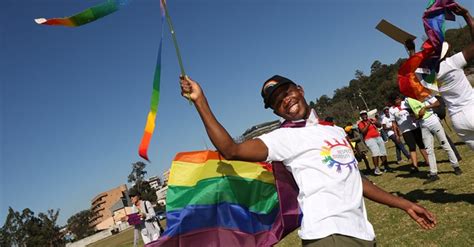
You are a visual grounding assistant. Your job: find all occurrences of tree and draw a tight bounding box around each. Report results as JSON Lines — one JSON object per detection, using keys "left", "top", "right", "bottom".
{"left": 131, "top": 180, "right": 157, "bottom": 203}
{"left": 1, "top": 207, "right": 64, "bottom": 247}
{"left": 67, "top": 210, "right": 96, "bottom": 241}
{"left": 128, "top": 161, "right": 148, "bottom": 190}
{"left": 128, "top": 161, "right": 157, "bottom": 203}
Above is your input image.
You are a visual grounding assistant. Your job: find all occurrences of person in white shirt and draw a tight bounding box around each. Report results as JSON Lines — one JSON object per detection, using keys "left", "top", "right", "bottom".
{"left": 128, "top": 190, "right": 161, "bottom": 245}
{"left": 405, "top": 96, "right": 462, "bottom": 184}
{"left": 389, "top": 95, "right": 430, "bottom": 174}
{"left": 381, "top": 106, "right": 411, "bottom": 164}
{"left": 405, "top": 4, "right": 474, "bottom": 150}
{"left": 180, "top": 74, "right": 436, "bottom": 246}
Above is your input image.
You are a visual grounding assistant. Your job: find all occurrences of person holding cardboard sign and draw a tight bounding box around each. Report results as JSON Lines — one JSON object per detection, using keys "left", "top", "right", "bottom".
{"left": 404, "top": 4, "right": 474, "bottom": 150}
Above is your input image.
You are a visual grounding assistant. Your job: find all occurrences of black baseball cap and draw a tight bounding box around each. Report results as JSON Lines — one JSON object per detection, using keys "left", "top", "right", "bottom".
{"left": 261, "top": 75, "right": 296, "bottom": 108}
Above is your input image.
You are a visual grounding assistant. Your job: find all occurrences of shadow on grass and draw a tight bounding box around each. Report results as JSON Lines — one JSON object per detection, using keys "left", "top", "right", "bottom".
{"left": 392, "top": 189, "right": 474, "bottom": 204}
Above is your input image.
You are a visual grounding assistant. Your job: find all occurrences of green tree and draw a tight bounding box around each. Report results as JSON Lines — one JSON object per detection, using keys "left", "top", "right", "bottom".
{"left": 0, "top": 207, "right": 64, "bottom": 247}
{"left": 67, "top": 210, "right": 96, "bottom": 241}
{"left": 128, "top": 161, "right": 148, "bottom": 190}
{"left": 128, "top": 161, "right": 157, "bottom": 203}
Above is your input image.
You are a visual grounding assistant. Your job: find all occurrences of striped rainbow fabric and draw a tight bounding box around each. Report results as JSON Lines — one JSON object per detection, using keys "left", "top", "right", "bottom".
{"left": 34, "top": 0, "right": 131, "bottom": 27}
{"left": 147, "top": 150, "right": 300, "bottom": 247}
{"left": 35, "top": 0, "right": 165, "bottom": 161}
{"left": 398, "top": 0, "right": 458, "bottom": 101}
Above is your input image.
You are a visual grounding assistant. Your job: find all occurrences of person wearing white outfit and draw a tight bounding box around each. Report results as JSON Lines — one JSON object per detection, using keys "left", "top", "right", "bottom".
{"left": 405, "top": 96, "right": 462, "bottom": 184}
{"left": 180, "top": 74, "right": 437, "bottom": 246}
{"left": 129, "top": 190, "right": 161, "bottom": 246}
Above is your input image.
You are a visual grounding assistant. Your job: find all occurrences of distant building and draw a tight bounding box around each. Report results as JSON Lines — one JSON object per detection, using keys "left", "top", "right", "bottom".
{"left": 90, "top": 184, "right": 128, "bottom": 230}
{"left": 147, "top": 175, "right": 161, "bottom": 191}
{"left": 239, "top": 120, "right": 280, "bottom": 142}
{"left": 156, "top": 185, "right": 168, "bottom": 206}
{"left": 162, "top": 169, "right": 170, "bottom": 186}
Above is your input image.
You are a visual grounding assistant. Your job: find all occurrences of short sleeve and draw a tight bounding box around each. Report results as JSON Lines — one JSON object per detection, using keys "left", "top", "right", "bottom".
{"left": 389, "top": 109, "right": 396, "bottom": 121}
{"left": 446, "top": 52, "right": 467, "bottom": 69}
{"left": 425, "top": 95, "right": 438, "bottom": 105}
{"left": 257, "top": 129, "right": 294, "bottom": 162}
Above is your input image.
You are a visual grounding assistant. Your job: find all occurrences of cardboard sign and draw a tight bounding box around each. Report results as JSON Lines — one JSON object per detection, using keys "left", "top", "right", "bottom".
{"left": 376, "top": 19, "right": 416, "bottom": 44}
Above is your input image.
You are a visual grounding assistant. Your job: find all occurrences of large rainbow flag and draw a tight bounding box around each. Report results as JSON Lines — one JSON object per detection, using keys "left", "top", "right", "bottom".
{"left": 398, "top": 0, "right": 458, "bottom": 101}
{"left": 147, "top": 150, "right": 301, "bottom": 247}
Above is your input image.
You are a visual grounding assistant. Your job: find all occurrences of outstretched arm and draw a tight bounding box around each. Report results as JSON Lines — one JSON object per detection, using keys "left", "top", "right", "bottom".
{"left": 362, "top": 177, "right": 437, "bottom": 230}
{"left": 180, "top": 76, "right": 268, "bottom": 162}
{"left": 450, "top": 4, "right": 474, "bottom": 61}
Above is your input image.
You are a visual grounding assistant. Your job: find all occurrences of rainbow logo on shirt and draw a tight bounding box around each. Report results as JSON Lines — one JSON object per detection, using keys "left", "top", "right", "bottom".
{"left": 321, "top": 139, "right": 357, "bottom": 172}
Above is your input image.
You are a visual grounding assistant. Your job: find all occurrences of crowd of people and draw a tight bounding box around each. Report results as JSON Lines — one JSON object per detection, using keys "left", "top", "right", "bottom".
{"left": 341, "top": 93, "right": 463, "bottom": 184}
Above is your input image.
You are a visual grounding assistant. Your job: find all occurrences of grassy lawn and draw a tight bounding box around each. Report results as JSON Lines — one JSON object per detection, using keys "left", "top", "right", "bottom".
{"left": 278, "top": 130, "right": 474, "bottom": 247}
{"left": 90, "top": 131, "right": 473, "bottom": 247}
{"left": 87, "top": 227, "right": 141, "bottom": 247}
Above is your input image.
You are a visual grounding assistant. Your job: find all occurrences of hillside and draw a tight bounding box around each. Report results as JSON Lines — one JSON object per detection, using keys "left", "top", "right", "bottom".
{"left": 311, "top": 26, "right": 474, "bottom": 125}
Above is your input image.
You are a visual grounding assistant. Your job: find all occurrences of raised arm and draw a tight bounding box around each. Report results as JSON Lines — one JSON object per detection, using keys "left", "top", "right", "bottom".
{"left": 450, "top": 4, "right": 474, "bottom": 61}
{"left": 180, "top": 76, "right": 268, "bottom": 162}
{"left": 362, "top": 177, "right": 437, "bottom": 230}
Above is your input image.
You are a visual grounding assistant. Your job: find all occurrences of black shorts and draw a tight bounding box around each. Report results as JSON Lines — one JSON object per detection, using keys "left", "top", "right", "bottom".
{"left": 402, "top": 128, "right": 425, "bottom": 152}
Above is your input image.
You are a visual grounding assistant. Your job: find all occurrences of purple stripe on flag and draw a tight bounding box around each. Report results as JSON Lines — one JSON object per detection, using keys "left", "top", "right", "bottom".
{"left": 146, "top": 227, "right": 279, "bottom": 247}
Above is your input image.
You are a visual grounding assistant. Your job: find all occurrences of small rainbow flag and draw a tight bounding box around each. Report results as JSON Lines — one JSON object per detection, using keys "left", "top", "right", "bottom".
{"left": 398, "top": 41, "right": 434, "bottom": 101}
{"left": 398, "top": 0, "right": 458, "bottom": 101}
{"left": 147, "top": 150, "right": 301, "bottom": 247}
{"left": 34, "top": 0, "right": 131, "bottom": 27}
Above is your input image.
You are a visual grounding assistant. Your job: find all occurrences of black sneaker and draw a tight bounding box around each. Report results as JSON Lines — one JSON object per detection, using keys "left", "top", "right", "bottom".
{"left": 384, "top": 166, "right": 394, "bottom": 172}
{"left": 410, "top": 167, "right": 420, "bottom": 174}
{"left": 453, "top": 167, "right": 463, "bottom": 176}
{"left": 423, "top": 174, "right": 440, "bottom": 184}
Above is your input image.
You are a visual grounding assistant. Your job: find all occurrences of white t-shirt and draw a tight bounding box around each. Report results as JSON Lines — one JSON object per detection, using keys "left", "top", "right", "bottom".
{"left": 258, "top": 125, "right": 375, "bottom": 241}
{"left": 437, "top": 52, "right": 474, "bottom": 116}
{"left": 381, "top": 115, "right": 395, "bottom": 137}
{"left": 389, "top": 102, "right": 418, "bottom": 133}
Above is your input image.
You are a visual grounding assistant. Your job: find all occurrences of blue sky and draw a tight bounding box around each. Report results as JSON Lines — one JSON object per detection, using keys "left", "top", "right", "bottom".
{"left": 1, "top": 0, "right": 472, "bottom": 226}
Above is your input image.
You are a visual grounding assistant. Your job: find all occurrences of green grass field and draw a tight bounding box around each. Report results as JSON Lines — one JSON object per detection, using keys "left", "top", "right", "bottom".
{"left": 89, "top": 131, "right": 473, "bottom": 247}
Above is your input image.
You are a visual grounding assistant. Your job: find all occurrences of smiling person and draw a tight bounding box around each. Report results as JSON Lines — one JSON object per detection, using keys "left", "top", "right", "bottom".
{"left": 180, "top": 75, "right": 436, "bottom": 246}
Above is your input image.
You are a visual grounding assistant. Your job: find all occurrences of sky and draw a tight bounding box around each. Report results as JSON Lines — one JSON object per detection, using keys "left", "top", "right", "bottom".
{"left": 1, "top": 0, "right": 473, "bottom": 226}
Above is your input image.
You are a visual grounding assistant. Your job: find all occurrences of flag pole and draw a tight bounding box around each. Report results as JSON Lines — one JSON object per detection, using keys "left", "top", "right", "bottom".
{"left": 161, "top": 0, "right": 186, "bottom": 76}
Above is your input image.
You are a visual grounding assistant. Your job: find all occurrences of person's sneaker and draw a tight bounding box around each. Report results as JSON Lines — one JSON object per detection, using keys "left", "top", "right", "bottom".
{"left": 374, "top": 168, "right": 383, "bottom": 176}
{"left": 423, "top": 174, "right": 440, "bottom": 184}
{"left": 396, "top": 160, "right": 402, "bottom": 164}
{"left": 453, "top": 167, "right": 463, "bottom": 176}
{"left": 384, "top": 166, "right": 394, "bottom": 172}
{"left": 410, "top": 167, "right": 419, "bottom": 174}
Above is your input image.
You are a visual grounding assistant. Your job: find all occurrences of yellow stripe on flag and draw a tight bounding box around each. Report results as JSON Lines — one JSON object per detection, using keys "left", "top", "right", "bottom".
{"left": 169, "top": 159, "right": 275, "bottom": 187}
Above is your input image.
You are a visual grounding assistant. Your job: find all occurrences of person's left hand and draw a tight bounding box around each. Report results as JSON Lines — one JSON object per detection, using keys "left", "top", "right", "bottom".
{"left": 140, "top": 212, "right": 146, "bottom": 219}
{"left": 405, "top": 203, "right": 437, "bottom": 230}
{"left": 418, "top": 107, "right": 426, "bottom": 119}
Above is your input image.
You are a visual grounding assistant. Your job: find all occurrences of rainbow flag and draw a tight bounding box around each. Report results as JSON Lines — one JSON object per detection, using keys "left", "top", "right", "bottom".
{"left": 398, "top": 41, "right": 435, "bottom": 101}
{"left": 147, "top": 151, "right": 301, "bottom": 247}
{"left": 398, "top": 0, "right": 458, "bottom": 101}
{"left": 34, "top": 0, "right": 131, "bottom": 27}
